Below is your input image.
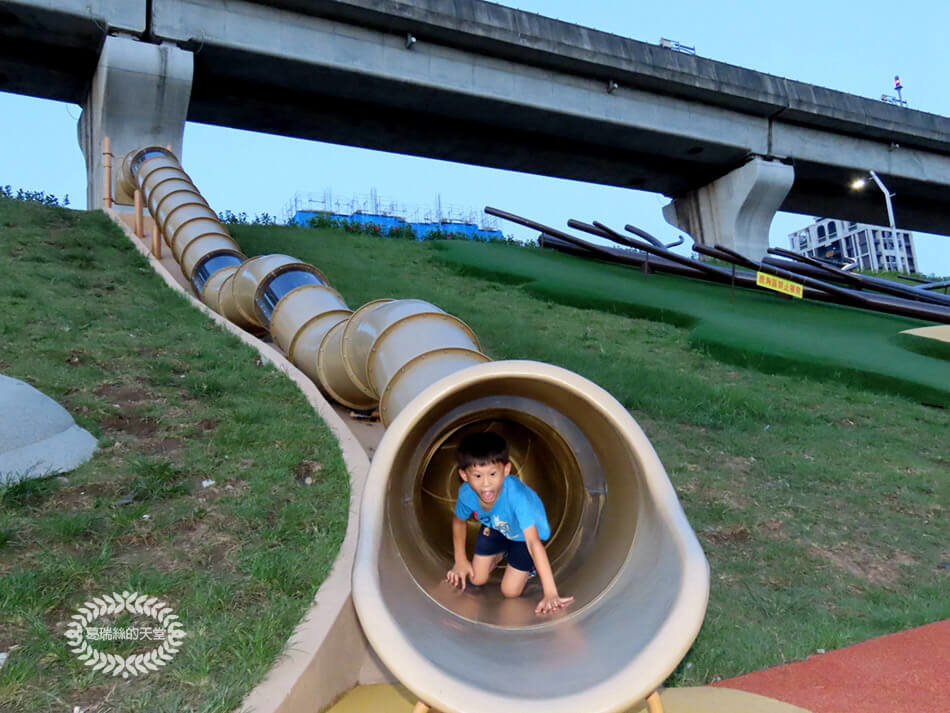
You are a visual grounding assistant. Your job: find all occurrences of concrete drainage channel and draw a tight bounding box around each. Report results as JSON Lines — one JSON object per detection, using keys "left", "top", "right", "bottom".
{"left": 113, "top": 146, "right": 712, "bottom": 713}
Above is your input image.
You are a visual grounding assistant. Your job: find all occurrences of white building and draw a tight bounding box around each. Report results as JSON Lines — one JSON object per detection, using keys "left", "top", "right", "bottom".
{"left": 787, "top": 218, "right": 917, "bottom": 273}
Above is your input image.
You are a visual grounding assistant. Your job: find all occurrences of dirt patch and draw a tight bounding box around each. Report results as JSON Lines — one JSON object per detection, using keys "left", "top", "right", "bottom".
{"left": 65, "top": 348, "right": 88, "bottom": 366}
{"left": 197, "top": 532, "right": 242, "bottom": 566}
{"left": 684, "top": 479, "right": 750, "bottom": 510}
{"left": 719, "top": 452, "right": 757, "bottom": 475}
{"left": 294, "top": 459, "right": 324, "bottom": 485}
{"left": 69, "top": 683, "right": 117, "bottom": 712}
{"left": 95, "top": 383, "right": 150, "bottom": 404}
{"left": 761, "top": 519, "right": 785, "bottom": 535}
{"left": 808, "top": 543, "right": 917, "bottom": 587}
{"left": 701, "top": 524, "right": 751, "bottom": 545}
{"left": 196, "top": 418, "right": 219, "bottom": 432}
{"left": 141, "top": 437, "right": 185, "bottom": 456}
{"left": 47, "top": 481, "right": 118, "bottom": 510}
{"left": 95, "top": 381, "right": 163, "bottom": 438}
{"left": 111, "top": 542, "right": 182, "bottom": 574}
{"left": 195, "top": 478, "right": 249, "bottom": 504}
{"left": 162, "top": 508, "right": 241, "bottom": 569}
{"left": 115, "top": 529, "right": 160, "bottom": 548}
{"left": 99, "top": 413, "right": 159, "bottom": 437}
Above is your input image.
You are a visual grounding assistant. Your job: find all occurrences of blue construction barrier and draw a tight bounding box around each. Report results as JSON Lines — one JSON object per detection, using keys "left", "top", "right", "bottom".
{"left": 293, "top": 210, "right": 505, "bottom": 242}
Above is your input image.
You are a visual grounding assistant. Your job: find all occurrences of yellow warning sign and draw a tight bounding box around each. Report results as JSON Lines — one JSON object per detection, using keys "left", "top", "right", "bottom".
{"left": 756, "top": 272, "right": 804, "bottom": 299}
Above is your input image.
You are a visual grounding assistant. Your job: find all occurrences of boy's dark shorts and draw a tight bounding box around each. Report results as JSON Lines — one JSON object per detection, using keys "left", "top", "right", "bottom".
{"left": 474, "top": 526, "right": 535, "bottom": 574}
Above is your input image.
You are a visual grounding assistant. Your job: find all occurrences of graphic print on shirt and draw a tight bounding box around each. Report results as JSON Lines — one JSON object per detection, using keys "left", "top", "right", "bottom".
{"left": 455, "top": 476, "right": 550, "bottom": 542}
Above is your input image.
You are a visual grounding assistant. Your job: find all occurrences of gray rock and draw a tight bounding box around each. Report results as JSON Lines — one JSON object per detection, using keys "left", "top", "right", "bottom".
{"left": 0, "top": 375, "right": 98, "bottom": 485}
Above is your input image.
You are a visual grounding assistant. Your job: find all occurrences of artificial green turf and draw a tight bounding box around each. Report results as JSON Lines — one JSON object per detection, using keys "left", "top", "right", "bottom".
{"left": 894, "top": 330, "right": 950, "bottom": 362}
{"left": 431, "top": 241, "right": 949, "bottom": 406}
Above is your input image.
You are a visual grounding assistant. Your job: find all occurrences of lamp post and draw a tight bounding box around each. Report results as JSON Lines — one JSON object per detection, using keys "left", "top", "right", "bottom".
{"left": 850, "top": 170, "right": 905, "bottom": 271}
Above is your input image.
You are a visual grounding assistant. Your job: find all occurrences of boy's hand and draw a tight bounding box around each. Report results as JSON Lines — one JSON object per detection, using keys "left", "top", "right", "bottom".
{"left": 535, "top": 593, "right": 574, "bottom": 615}
{"left": 446, "top": 560, "right": 474, "bottom": 591}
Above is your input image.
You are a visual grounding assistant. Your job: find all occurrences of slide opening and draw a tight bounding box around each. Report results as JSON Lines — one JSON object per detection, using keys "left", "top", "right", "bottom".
{"left": 384, "top": 372, "right": 643, "bottom": 630}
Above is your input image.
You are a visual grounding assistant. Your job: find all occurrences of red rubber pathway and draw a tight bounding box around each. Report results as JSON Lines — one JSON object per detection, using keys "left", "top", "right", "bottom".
{"left": 713, "top": 619, "right": 950, "bottom": 713}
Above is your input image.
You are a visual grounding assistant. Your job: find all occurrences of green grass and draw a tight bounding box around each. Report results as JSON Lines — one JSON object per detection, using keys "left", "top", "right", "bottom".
{"left": 231, "top": 223, "right": 948, "bottom": 685}
{"left": 1, "top": 200, "right": 946, "bottom": 709}
{"left": 0, "top": 198, "right": 349, "bottom": 713}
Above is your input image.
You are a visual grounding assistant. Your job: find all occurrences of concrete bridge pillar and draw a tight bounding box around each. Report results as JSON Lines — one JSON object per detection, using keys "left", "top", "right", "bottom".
{"left": 78, "top": 35, "right": 193, "bottom": 210}
{"left": 662, "top": 157, "right": 795, "bottom": 260}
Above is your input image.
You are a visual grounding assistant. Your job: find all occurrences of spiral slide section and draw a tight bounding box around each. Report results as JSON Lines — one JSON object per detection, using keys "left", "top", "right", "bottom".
{"left": 122, "top": 146, "right": 709, "bottom": 713}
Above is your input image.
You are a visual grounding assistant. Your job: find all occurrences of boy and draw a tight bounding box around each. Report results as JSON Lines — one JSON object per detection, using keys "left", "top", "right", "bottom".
{"left": 446, "top": 431, "right": 574, "bottom": 615}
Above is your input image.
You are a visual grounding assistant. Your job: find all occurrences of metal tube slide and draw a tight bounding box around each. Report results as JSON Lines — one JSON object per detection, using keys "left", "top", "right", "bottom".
{"left": 121, "top": 147, "right": 245, "bottom": 296}
{"left": 339, "top": 298, "right": 398, "bottom": 400}
{"left": 337, "top": 299, "right": 487, "bottom": 426}
{"left": 122, "top": 148, "right": 708, "bottom": 713}
{"left": 199, "top": 263, "right": 241, "bottom": 311}
{"left": 121, "top": 146, "right": 360, "bottom": 391}
{"left": 334, "top": 297, "right": 707, "bottom": 713}
{"left": 353, "top": 359, "right": 709, "bottom": 713}
{"left": 317, "top": 320, "right": 380, "bottom": 411}
{"left": 268, "top": 284, "right": 351, "bottom": 388}
{"left": 225, "top": 253, "right": 330, "bottom": 330}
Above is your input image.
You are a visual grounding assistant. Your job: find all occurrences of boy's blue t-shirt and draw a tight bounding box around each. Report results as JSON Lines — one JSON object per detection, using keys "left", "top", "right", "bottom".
{"left": 455, "top": 476, "right": 550, "bottom": 542}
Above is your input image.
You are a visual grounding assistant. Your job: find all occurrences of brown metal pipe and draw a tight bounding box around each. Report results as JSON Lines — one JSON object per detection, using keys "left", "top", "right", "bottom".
{"left": 768, "top": 247, "right": 950, "bottom": 307}
{"left": 698, "top": 245, "right": 950, "bottom": 322}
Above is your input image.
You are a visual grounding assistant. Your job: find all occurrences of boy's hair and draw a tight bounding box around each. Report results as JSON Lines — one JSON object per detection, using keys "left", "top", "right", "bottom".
{"left": 456, "top": 432, "right": 509, "bottom": 470}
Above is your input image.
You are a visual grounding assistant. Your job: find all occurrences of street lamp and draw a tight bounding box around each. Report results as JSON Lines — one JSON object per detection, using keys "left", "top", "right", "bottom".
{"left": 851, "top": 170, "right": 903, "bottom": 271}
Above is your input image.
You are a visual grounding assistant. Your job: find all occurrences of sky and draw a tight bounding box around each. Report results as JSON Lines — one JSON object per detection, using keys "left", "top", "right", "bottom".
{"left": 2, "top": 0, "right": 949, "bottom": 275}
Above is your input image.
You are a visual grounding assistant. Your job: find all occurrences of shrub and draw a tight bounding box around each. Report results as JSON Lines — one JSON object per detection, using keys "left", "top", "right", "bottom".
{"left": 388, "top": 224, "right": 417, "bottom": 240}
{"left": 218, "top": 210, "right": 279, "bottom": 225}
{"left": 1, "top": 185, "right": 69, "bottom": 206}
{"left": 308, "top": 213, "right": 341, "bottom": 229}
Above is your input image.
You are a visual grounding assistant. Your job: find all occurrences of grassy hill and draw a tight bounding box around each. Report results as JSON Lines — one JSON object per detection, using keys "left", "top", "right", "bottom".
{"left": 234, "top": 223, "right": 948, "bottom": 683}
{"left": 0, "top": 199, "right": 349, "bottom": 713}
{"left": 0, "top": 200, "right": 946, "bottom": 711}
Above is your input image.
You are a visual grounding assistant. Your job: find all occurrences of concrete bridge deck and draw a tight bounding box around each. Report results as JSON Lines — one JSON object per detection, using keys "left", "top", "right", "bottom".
{"left": 2, "top": 0, "right": 949, "bottom": 238}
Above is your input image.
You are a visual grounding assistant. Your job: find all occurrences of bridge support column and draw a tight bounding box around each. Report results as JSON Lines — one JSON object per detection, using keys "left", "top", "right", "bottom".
{"left": 662, "top": 157, "right": 794, "bottom": 260}
{"left": 78, "top": 35, "right": 193, "bottom": 210}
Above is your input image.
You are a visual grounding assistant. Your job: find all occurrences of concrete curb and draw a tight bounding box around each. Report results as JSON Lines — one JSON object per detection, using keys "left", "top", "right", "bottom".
{"left": 105, "top": 210, "right": 375, "bottom": 713}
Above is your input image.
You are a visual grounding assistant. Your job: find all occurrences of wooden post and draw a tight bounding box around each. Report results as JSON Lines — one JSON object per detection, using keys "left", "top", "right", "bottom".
{"left": 151, "top": 216, "right": 162, "bottom": 259}
{"left": 646, "top": 691, "right": 665, "bottom": 713}
{"left": 103, "top": 137, "right": 113, "bottom": 210}
{"left": 134, "top": 189, "right": 144, "bottom": 240}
